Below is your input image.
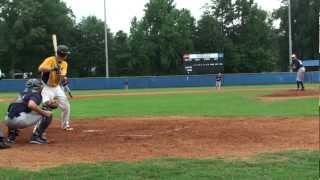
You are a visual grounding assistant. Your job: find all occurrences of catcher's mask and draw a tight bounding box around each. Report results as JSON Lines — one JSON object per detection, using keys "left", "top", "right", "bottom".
{"left": 24, "top": 79, "right": 43, "bottom": 93}
{"left": 57, "top": 45, "right": 71, "bottom": 58}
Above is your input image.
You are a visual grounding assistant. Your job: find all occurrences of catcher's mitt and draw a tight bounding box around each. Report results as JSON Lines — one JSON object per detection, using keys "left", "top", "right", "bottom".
{"left": 42, "top": 99, "right": 59, "bottom": 111}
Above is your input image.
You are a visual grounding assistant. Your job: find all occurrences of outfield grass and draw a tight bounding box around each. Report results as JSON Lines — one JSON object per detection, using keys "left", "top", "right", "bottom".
{"left": 1, "top": 85, "right": 317, "bottom": 118}
{"left": 0, "top": 151, "right": 318, "bottom": 180}
{"left": 0, "top": 85, "right": 318, "bottom": 179}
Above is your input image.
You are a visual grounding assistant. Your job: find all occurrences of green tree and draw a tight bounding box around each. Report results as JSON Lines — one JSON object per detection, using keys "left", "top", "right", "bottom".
{"left": 73, "top": 16, "right": 111, "bottom": 77}
{"left": 128, "top": 17, "right": 150, "bottom": 75}
{"left": 273, "top": 0, "right": 319, "bottom": 71}
{"left": 194, "top": 12, "right": 225, "bottom": 53}
{"left": 203, "top": 0, "right": 279, "bottom": 73}
{"left": 0, "top": 0, "right": 74, "bottom": 77}
{"left": 110, "top": 30, "right": 131, "bottom": 76}
{"left": 129, "top": 0, "right": 195, "bottom": 75}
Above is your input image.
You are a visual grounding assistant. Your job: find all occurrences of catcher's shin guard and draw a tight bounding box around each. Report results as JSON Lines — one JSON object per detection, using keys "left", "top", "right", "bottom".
{"left": 33, "top": 116, "right": 52, "bottom": 137}
{"left": 7, "top": 128, "right": 19, "bottom": 144}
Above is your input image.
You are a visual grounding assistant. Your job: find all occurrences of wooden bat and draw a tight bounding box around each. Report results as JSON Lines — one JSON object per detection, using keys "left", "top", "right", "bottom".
{"left": 52, "top": 34, "right": 58, "bottom": 57}
{"left": 52, "top": 34, "right": 73, "bottom": 98}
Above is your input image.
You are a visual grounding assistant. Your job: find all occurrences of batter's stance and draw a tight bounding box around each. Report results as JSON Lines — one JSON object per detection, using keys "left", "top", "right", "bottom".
{"left": 291, "top": 54, "right": 305, "bottom": 91}
{"left": 39, "top": 45, "right": 73, "bottom": 131}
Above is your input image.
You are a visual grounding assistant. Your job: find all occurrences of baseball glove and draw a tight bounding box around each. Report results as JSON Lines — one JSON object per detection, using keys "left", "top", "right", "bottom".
{"left": 42, "top": 99, "right": 59, "bottom": 111}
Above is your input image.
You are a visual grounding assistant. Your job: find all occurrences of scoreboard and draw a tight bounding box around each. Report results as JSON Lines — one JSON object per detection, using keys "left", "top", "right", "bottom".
{"left": 183, "top": 53, "right": 224, "bottom": 74}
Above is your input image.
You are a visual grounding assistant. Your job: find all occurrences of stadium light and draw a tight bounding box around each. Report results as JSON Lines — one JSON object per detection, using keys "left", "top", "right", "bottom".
{"left": 104, "top": 0, "right": 109, "bottom": 78}
{"left": 288, "top": 0, "right": 292, "bottom": 72}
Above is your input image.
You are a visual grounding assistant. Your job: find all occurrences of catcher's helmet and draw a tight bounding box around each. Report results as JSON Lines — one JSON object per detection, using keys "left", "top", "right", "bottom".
{"left": 25, "top": 79, "right": 43, "bottom": 92}
{"left": 57, "top": 45, "right": 71, "bottom": 57}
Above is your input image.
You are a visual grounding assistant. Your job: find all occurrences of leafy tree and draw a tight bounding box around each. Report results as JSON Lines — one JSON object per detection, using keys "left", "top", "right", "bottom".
{"left": 0, "top": 0, "right": 74, "bottom": 77}
{"left": 128, "top": 17, "right": 150, "bottom": 75}
{"left": 202, "top": 0, "right": 279, "bottom": 73}
{"left": 73, "top": 16, "right": 111, "bottom": 77}
{"left": 194, "top": 12, "right": 224, "bottom": 53}
{"left": 110, "top": 30, "right": 131, "bottom": 76}
{"left": 129, "top": 0, "right": 195, "bottom": 75}
{"left": 273, "top": 0, "right": 319, "bottom": 71}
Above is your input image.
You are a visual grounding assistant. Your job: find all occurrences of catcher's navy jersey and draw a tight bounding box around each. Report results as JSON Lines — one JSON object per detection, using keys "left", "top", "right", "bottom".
{"left": 7, "top": 92, "right": 42, "bottom": 118}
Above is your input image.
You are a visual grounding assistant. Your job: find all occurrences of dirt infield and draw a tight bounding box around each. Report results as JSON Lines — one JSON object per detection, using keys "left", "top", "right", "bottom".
{"left": 259, "top": 89, "right": 319, "bottom": 101}
{"left": 0, "top": 116, "right": 317, "bottom": 171}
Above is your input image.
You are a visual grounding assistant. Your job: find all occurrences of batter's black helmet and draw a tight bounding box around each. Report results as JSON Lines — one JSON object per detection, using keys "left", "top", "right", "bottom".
{"left": 25, "top": 79, "right": 42, "bottom": 92}
{"left": 57, "top": 45, "right": 71, "bottom": 57}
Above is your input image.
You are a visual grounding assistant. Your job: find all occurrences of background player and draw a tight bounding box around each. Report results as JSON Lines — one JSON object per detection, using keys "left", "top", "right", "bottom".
{"left": 38, "top": 45, "right": 73, "bottom": 131}
{"left": 291, "top": 54, "right": 305, "bottom": 91}
{"left": 216, "top": 72, "right": 223, "bottom": 90}
{"left": 5, "top": 79, "right": 53, "bottom": 144}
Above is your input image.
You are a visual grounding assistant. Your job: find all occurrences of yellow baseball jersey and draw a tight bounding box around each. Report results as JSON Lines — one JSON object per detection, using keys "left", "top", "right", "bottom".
{"left": 39, "top": 56, "right": 68, "bottom": 87}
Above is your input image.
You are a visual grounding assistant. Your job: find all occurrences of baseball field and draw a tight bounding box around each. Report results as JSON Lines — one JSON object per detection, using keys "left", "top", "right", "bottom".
{"left": 0, "top": 84, "right": 318, "bottom": 179}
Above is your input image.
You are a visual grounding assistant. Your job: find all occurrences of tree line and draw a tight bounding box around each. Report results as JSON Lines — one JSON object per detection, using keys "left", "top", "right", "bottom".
{"left": 0, "top": 0, "right": 319, "bottom": 78}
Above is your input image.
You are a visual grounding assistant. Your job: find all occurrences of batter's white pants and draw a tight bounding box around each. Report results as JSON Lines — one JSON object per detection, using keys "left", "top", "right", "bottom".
{"left": 42, "top": 85, "right": 71, "bottom": 129}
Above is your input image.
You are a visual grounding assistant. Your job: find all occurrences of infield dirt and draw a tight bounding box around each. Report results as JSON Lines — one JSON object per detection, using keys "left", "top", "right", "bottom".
{"left": 0, "top": 116, "right": 317, "bottom": 171}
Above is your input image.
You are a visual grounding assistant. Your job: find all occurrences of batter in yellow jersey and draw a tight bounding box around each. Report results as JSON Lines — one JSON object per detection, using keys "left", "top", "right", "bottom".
{"left": 38, "top": 45, "right": 73, "bottom": 131}
{"left": 39, "top": 56, "right": 68, "bottom": 87}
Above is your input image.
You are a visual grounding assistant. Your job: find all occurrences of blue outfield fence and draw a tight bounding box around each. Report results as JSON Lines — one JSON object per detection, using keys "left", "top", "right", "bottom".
{"left": 0, "top": 71, "right": 319, "bottom": 92}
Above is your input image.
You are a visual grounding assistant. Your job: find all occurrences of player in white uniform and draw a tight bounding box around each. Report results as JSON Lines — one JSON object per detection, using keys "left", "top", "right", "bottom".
{"left": 291, "top": 54, "right": 305, "bottom": 91}
{"left": 38, "top": 45, "right": 73, "bottom": 131}
{"left": 215, "top": 72, "right": 223, "bottom": 90}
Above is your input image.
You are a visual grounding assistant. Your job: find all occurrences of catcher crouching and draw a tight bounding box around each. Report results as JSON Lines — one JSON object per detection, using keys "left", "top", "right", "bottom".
{"left": 4, "top": 79, "right": 53, "bottom": 145}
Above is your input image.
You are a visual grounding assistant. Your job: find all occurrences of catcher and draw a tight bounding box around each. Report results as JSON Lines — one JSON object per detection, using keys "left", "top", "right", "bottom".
{"left": 4, "top": 79, "right": 57, "bottom": 144}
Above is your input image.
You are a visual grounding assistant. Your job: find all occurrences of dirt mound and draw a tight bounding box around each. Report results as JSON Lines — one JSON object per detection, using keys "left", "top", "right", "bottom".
{"left": 0, "top": 116, "right": 317, "bottom": 171}
{"left": 265, "top": 89, "right": 318, "bottom": 97}
{"left": 260, "top": 89, "right": 318, "bottom": 101}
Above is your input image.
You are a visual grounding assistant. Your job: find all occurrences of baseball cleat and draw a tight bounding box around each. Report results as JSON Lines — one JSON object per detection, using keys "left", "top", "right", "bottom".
{"left": 0, "top": 141, "right": 10, "bottom": 149}
{"left": 63, "top": 127, "right": 74, "bottom": 131}
{"left": 29, "top": 136, "right": 48, "bottom": 144}
{"left": 7, "top": 128, "right": 19, "bottom": 144}
{"left": 6, "top": 139, "right": 15, "bottom": 144}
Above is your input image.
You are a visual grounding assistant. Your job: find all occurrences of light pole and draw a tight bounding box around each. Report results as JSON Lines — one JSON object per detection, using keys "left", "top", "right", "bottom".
{"left": 104, "top": 0, "right": 109, "bottom": 78}
{"left": 288, "top": 0, "right": 292, "bottom": 72}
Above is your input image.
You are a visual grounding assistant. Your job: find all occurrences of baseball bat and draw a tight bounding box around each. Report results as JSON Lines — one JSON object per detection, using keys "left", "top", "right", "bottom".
{"left": 52, "top": 34, "right": 73, "bottom": 98}
{"left": 52, "top": 34, "right": 58, "bottom": 57}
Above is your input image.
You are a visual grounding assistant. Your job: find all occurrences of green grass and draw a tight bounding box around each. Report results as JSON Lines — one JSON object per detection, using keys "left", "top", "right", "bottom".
{"left": 0, "top": 151, "right": 318, "bottom": 180}
{"left": 67, "top": 92, "right": 317, "bottom": 118}
{"left": 0, "top": 85, "right": 318, "bottom": 119}
{"left": 0, "top": 85, "right": 318, "bottom": 179}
